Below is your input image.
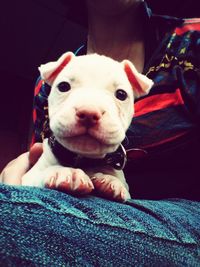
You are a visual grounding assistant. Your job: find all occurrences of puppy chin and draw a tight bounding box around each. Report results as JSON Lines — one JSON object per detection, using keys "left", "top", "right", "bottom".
{"left": 56, "top": 135, "right": 119, "bottom": 158}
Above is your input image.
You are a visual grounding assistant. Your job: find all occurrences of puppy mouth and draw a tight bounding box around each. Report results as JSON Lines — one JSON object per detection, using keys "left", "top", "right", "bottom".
{"left": 56, "top": 125, "right": 120, "bottom": 146}
{"left": 67, "top": 133, "right": 102, "bottom": 143}
{"left": 60, "top": 132, "right": 111, "bottom": 146}
{"left": 57, "top": 133, "right": 119, "bottom": 156}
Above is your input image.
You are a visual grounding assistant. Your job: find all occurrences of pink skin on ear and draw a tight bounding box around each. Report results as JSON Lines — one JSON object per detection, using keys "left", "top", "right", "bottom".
{"left": 124, "top": 62, "right": 144, "bottom": 96}
{"left": 48, "top": 53, "right": 73, "bottom": 83}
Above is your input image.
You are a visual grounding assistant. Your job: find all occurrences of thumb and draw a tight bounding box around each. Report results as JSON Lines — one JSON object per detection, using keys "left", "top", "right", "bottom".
{"left": 0, "top": 152, "right": 30, "bottom": 185}
{"left": 0, "top": 143, "right": 43, "bottom": 185}
{"left": 29, "top": 143, "right": 43, "bottom": 166}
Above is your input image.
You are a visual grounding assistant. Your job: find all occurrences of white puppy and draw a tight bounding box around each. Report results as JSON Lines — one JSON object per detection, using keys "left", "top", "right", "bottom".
{"left": 22, "top": 52, "right": 153, "bottom": 202}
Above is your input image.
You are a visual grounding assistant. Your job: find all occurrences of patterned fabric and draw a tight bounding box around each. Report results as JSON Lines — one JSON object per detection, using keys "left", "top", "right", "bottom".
{"left": 131, "top": 18, "right": 200, "bottom": 150}
{"left": 31, "top": 4, "right": 200, "bottom": 200}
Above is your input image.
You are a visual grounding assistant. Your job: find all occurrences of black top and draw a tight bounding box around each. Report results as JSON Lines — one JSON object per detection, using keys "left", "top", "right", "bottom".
{"left": 32, "top": 3, "right": 200, "bottom": 200}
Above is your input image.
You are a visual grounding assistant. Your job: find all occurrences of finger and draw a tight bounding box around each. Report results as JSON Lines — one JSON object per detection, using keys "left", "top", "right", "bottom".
{"left": 0, "top": 152, "right": 30, "bottom": 185}
{"left": 29, "top": 143, "right": 43, "bottom": 166}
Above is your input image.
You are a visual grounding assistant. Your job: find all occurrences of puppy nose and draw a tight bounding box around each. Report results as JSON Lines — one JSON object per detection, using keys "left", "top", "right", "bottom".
{"left": 76, "top": 107, "right": 102, "bottom": 127}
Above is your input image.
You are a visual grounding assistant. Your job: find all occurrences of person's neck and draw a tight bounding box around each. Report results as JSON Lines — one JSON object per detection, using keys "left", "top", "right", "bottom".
{"left": 87, "top": 6, "right": 145, "bottom": 72}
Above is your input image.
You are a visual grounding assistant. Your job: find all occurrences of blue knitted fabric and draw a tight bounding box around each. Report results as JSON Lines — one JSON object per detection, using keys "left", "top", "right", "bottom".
{"left": 0, "top": 184, "right": 199, "bottom": 266}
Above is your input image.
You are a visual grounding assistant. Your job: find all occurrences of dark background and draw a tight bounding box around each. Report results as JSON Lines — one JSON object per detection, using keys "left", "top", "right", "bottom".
{"left": 0, "top": 0, "right": 199, "bottom": 170}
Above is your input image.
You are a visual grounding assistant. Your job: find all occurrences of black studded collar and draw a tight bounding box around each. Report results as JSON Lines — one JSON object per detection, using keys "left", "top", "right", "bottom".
{"left": 48, "top": 135, "right": 127, "bottom": 170}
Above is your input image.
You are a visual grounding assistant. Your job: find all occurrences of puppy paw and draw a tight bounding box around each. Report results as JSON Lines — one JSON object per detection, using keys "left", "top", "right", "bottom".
{"left": 43, "top": 166, "right": 94, "bottom": 194}
{"left": 22, "top": 171, "right": 43, "bottom": 187}
{"left": 91, "top": 174, "right": 131, "bottom": 202}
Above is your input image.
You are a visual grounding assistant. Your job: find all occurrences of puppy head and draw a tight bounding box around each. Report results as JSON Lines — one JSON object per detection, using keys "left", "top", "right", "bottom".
{"left": 39, "top": 52, "right": 153, "bottom": 157}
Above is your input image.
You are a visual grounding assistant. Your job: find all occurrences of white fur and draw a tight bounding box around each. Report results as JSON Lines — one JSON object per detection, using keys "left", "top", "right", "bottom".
{"left": 22, "top": 53, "right": 153, "bottom": 202}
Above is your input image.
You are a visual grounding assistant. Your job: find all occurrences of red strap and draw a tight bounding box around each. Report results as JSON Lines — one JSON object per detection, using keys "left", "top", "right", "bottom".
{"left": 135, "top": 88, "right": 184, "bottom": 117}
{"left": 175, "top": 23, "right": 200, "bottom": 35}
{"left": 34, "top": 79, "right": 43, "bottom": 96}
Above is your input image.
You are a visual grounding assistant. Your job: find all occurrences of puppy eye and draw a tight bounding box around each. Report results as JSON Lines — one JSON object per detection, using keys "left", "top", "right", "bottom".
{"left": 57, "top": 81, "right": 71, "bottom": 92}
{"left": 115, "top": 89, "right": 128, "bottom": 101}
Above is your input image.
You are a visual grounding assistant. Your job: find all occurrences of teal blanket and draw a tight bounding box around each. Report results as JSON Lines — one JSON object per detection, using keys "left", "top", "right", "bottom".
{"left": 0, "top": 184, "right": 199, "bottom": 266}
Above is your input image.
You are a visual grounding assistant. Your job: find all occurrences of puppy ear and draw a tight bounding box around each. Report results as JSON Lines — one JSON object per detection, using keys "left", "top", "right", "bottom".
{"left": 122, "top": 60, "right": 153, "bottom": 98}
{"left": 38, "top": 52, "right": 75, "bottom": 85}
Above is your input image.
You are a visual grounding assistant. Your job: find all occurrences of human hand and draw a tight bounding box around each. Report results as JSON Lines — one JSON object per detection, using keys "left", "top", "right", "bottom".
{"left": 0, "top": 143, "right": 43, "bottom": 185}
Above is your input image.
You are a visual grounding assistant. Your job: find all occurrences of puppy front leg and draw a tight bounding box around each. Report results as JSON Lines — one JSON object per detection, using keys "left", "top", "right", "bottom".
{"left": 43, "top": 166, "right": 94, "bottom": 194}
{"left": 21, "top": 139, "right": 59, "bottom": 187}
{"left": 21, "top": 158, "right": 54, "bottom": 187}
{"left": 88, "top": 168, "right": 131, "bottom": 202}
{"left": 22, "top": 140, "right": 94, "bottom": 194}
{"left": 22, "top": 164, "right": 94, "bottom": 194}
